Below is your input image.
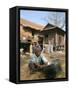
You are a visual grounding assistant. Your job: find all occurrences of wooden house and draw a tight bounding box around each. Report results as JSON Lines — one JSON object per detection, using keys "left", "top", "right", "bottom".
{"left": 20, "top": 18, "right": 65, "bottom": 53}
{"left": 20, "top": 18, "right": 43, "bottom": 53}
{"left": 40, "top": 23, "right": 65, "bottom": 51}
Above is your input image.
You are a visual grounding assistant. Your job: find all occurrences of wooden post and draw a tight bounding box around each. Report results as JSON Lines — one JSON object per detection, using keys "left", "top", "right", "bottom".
{"left": 55, "top": 32, "right": 58, "bottom": 51}
{"left": 55, "top": 32, "right": 58, "bottom": 46}
{"left": 30, "top": 44, "right": 32, "bottom": 56}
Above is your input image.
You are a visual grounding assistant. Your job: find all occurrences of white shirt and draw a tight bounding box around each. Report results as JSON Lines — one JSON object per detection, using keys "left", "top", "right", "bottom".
{"left": 30, "top": 54, "right": 48, "bottom": 64}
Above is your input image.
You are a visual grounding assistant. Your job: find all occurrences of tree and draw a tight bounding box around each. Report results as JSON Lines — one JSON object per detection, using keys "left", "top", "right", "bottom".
{"left": 43, "top": 12, "right": 65, "bottom": 30}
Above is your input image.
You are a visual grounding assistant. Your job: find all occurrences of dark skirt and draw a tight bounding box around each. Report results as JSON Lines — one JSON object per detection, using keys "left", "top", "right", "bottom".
{"left": 28, "top": 60, "right": 61, "bottom": 79}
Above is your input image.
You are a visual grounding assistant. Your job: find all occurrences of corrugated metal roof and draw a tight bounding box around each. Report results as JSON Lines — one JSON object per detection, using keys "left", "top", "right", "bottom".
{"left": 20, "top": 18, "right": 44, "bottom": 30}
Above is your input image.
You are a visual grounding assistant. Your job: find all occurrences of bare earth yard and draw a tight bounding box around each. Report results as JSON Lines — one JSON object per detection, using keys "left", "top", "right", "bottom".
{"left": 20, "top": 51, "right": 65, "bottom": 80}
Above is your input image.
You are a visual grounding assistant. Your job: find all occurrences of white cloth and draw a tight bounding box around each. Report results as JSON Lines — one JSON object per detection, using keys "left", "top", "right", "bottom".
{"left": 30, "top": 54, "right": 48, "bottom": 64}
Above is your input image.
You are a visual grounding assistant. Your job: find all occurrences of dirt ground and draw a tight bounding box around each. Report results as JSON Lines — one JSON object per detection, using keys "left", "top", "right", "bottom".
{"left": 20, "top": 51, "right": 66, "bottom": 80}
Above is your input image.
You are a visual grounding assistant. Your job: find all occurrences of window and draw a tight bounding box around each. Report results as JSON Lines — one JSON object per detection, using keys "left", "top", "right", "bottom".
{"left": 45, "top": 35, "right": 48, "bottom": 44}
{"left": 58, "top": 36, "right": 62, "bottom": 45}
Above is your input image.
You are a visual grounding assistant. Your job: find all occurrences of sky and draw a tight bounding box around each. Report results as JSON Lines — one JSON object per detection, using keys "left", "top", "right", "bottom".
{"left": 20, "top": 10, "right": 49, "bottom": 26}
{"left": 20, "top": 10, "right": 65, "bottom": 30}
